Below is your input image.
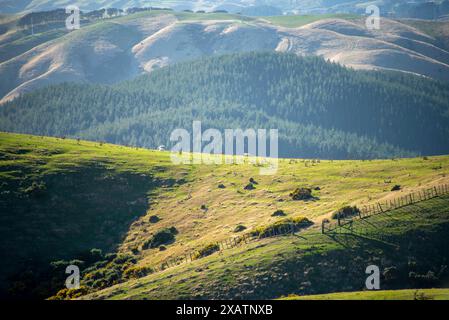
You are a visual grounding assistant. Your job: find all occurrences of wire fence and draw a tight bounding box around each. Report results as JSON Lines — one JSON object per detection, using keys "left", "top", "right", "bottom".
{"left": 322, "top": 183, "right": 449, "bottom": 234}
{"left": 151, "top": 222, "right": 303, "bottom": 272}
{"left": 151, "top": 183, "right": 449, "bottom": 273}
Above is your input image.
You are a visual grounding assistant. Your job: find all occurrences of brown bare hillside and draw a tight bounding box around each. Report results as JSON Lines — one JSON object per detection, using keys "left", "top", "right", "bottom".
{"left": 1, "top": 12, "right": 449, "bottom": 103}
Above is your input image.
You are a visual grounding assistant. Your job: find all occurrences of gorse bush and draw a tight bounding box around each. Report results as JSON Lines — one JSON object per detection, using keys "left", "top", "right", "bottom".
{"left": 23, "top": 181, "right": 46, "bottom": 197}
{"left": 48, "top": 286, "right": 89, "bottom": 300}
{"left": 234, "top": 224, "right": 247, "bottom": 232}
{"left": 251, "top": 217, "right": 313, "bottom": 238}
{"left": 193, "top": 243, "right": 221, "bottom": 259}
{"left": 272, "top": 209, "right": 287, "bottom": 217}
{"left": 244, "top": 183, "right": 256, "bottom": 190}
{"left": 331, "top": 206, "right": 361, "bottom": 220}
{"left": 143, "top": 227, "right": 178, "bottom": 249}
{"left": 123, "top": 266, "right": 154, "bottom": 279}
{"left": 47, "top": 250, "right": 139, "bottom": 299}
{"left": 290, "top": 188, "right": 313, "bottom": 200}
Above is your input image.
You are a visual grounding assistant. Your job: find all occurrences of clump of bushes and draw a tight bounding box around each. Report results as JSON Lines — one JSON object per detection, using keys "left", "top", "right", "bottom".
{"left": 391, "top": 185, "right": 401, "bottom": 191}
{"left": 23, "top": 181, "right": 46, "bottom": 197}
{"left": 81, "top": 254, "right": 137, "bottom": 289}
{"left": 143, "top": 227, "right": 178, "bottom": 249}
{"left": 272, "top": 209, "right": 287, "bottom": 217}
{"left": 409, "top": 271, "right": 439, "bottom": 288}
{"left": 218, "top": 184, "right": 226, "bottom": 189}
{"left": 149, "top": 215, "right": 160, "bottom": 223}
{"left": 234, "top": 224, "right": 247, "bottom": 232}
{"left": 48, "top": 252, "right": 139, "bottom": 299}
{"left": 331, "top": 206, "right": 361, "bottom": 220}
{"left": 251, "top": 217, "right": 313, "bottom": 238}
{"left": 48, "top": 286, "right": 89, "bottom": 300}
{"left": 290, "top": 187, "right": 313, "bottom": 200}
{"left": 123, "top": 266, "right": 154, "bottom": 279}
{"left": 193, "top": 243, "right": 220, "bottom": 259}
{"left": 244, "top": 183, "right": 256, "bottom": 190}
{"left": 249, "top": 178, "right": 258, "bottom": 185}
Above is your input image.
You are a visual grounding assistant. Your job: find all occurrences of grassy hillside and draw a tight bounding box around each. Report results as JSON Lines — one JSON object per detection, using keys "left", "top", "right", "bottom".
{"left": 262, "top": 14, "right": 359, "bottom": 28}
{"left": 2, "top": 132, "right": 449, "bottom": 299}
{"left": 281, "top": 289, "right": 449, "bottom": 300}
{"left": 401, "top": 19, "right": 449, "bottom": 52}
{"left": 0, "top": 132, "right": 189, "bottom": 298}
{"left": 83, "top": 192, "right": 449, "bottom": 300}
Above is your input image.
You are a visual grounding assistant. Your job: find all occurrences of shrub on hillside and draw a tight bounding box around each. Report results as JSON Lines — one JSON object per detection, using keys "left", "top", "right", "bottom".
{"left": 290, "top": 187, "right": 313, "bottom": 200}
{"left": 249, "top": 178, "right": 258, "bottom": 185}
{"left": 331, "top": 206, "right": 361, "bottom": 220}
{"left": 149, "top": 215, "right": 160, "bottom": 223}
{"left": 23, "top": 181, "right": 46, "bottom": 197}
{"left": 409, "top": 271, "right": 439, "bottom": 288}
{"left": 251, "top": 217, "right": 313, "bottom": 238}
{"left": 244, "top": 183, "right": 256, "bottom": 190}
{"left": 234, "top": 224, "right": 247, "bottom": 232}
{"left": 391, "top": 185, "right": 401, "bottom": 191}
{"left": 143, "top": 227, "right": 177, "bottom": 249}
{"left": 193, "top": 243, "right": 220, "bottom": 259}
{"left": 48, "top": 286, "right": 89, "bottom": 300}
{"left": 123, "top": 266, "right": 154, "bottom": 279}
{"left": 272, "top": 209, "right": 287, "bottom": 217}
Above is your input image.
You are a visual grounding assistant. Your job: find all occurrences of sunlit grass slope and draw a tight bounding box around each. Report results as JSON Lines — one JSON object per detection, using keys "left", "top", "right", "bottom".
{"left": 1, "top": 132, "right": 449, "bottom": 299}
{"left": 86, "top": 194, "right": 449, "bottom": 300}
{"left": 118, "top": 149, "right": 449, "bottom": 273}
{"left": 0, "top": 132, "right": 187, "bottom": 298}
{"left": 281, "top": 289, "right": 449, "bottom": 300}
{"left": 262, "top": 14, "right": 359, "bottom": 28}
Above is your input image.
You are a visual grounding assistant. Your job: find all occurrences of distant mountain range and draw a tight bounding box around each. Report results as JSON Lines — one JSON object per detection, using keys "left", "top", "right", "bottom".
{"left": 1, "top": 10, "right": 449, "bottom": 104}
{"left": 1, "top": 0, "right": 449, "bottom": 18}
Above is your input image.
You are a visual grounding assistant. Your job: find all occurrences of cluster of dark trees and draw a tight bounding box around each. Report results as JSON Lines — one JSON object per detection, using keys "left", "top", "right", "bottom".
{"left": 1, "top": 52, "right": 449, "bottom": 159}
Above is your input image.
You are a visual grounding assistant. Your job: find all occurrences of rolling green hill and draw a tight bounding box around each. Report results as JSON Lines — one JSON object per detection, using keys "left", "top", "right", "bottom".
{"left": 0, "top": 132, "right": 188, "bottom": 298}
{"left": 1, "top": 132, "right": 449, "bottom": 299}
{"left": 2, "top": 52, "right": 449, "bottom": 160}
{"left": 84, "top": 187, "right": 449, "bottom": 300}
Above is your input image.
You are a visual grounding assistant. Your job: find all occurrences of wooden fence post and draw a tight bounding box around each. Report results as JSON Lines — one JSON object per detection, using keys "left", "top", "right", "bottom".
{"left": 378, "top": 202, "right": 383, "bottom": 213}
